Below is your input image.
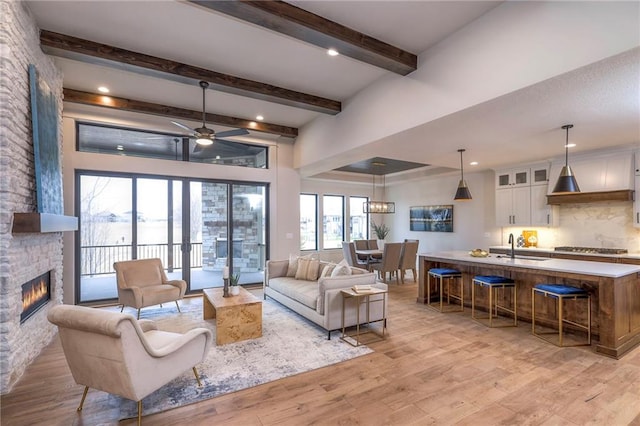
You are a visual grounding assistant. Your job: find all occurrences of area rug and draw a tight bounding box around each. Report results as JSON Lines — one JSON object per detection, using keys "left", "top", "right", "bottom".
{"left": 109, "top": 295, "right": 373, "bottom": 419}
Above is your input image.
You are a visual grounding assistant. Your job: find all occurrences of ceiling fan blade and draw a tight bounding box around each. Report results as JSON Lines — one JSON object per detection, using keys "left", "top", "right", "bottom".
{"left": 216, "top": 128, "right": 249, "bottom": 138}
{"left": 171, "top": 121, "right": 196, "bottom": 133}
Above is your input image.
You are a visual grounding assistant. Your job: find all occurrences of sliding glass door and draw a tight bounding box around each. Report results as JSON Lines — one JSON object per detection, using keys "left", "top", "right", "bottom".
{"left": 76, "top": 172, "right": 268, "bottom": 304}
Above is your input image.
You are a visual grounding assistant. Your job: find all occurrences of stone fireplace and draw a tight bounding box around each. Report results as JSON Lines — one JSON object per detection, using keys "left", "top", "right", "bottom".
{"left": 0, "top": 1, "right": 66, "bottom": 394}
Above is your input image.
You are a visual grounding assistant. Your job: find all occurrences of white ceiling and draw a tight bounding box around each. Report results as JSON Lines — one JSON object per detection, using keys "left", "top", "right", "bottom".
{"left": 25, "top": 0, "right": 640, "bottom": 177}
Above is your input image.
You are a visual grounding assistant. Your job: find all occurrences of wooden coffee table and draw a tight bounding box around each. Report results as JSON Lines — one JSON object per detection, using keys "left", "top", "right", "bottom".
{"left": 202, "top": 287, "right": 262, "bottom": 345}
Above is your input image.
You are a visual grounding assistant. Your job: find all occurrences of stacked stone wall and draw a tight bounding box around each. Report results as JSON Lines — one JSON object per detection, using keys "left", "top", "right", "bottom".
{"left": 0, "top": 0, "right": 64, "bottom": 394}
{"left": 201, "top": 183, "right": 262, "bottom": 272}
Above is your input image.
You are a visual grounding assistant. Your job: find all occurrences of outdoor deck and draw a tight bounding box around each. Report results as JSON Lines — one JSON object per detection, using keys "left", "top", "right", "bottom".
{"left": 81, "top": 268, "right": 265, "bottom": 303}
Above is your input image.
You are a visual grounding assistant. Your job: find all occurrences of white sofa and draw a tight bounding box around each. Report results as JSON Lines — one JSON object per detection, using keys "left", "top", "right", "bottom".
{"left": 264, "top": 259, "right": 388, "bottom": 338}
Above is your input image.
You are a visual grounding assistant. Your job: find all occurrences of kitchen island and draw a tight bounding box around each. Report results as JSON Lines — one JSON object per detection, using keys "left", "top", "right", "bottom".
{"left": 418, "top": 251, "right": 640, "bottom": 358}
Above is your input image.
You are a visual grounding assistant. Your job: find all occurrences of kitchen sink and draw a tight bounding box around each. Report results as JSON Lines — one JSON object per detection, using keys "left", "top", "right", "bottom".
{"left": 495, "top": 255, "right": 549, "bottom": 261}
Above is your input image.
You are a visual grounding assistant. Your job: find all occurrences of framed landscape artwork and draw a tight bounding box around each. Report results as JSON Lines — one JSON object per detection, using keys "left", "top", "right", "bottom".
{"left": 410, "top": 205, "right": 454, "bottom": 232}
{"left": 29, "top": 64, "right": 62, "bottom": 214}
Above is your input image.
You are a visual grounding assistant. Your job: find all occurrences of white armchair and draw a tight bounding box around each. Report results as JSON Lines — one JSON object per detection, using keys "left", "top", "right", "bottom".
{"left": 113, "top": 258, "right": 186, "bottom": 319}
{"left": 48, "top": 304, "right": 212, "bottom": 425}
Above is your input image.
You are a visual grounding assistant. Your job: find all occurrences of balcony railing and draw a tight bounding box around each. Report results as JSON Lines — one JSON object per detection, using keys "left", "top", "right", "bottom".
{"left": 80, "top": 243, "right": 203, "bottom": 276}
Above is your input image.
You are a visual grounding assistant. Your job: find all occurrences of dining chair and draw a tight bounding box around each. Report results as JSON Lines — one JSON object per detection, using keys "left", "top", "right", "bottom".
{"left": 342, "top": 241, "right": 368, "bottom": 270}
{"left": 366, "top": 239, "right": 383, "bottom": 262}
{"left": 353, "top": 240, "right": 369, "bottom": 262}
{"left": 371, "top": 242, "right": 403, "bottom": 283}
{"left": 398, "top": 240, "right": 419, "bottom": 283}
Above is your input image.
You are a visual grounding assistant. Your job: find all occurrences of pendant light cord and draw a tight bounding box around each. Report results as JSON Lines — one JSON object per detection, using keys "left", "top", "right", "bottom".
{"left": 562, "top": 124, "right": 573, "bottom": 167}
{"left": 565, "top": 126, "right": 569, "bottom": 167}
{"left": 201, "top": 85, "right": 206, "bottom": 128}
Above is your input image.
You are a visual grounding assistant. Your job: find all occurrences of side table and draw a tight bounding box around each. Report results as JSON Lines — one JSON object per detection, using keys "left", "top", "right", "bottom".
{"left": 340, "top": 287, "right": 387, "bottom": 347}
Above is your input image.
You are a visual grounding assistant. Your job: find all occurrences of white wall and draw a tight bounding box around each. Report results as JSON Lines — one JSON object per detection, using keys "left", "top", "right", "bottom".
{"left": 385, "top": 170, "right": 500, "bottom": 253}
{"left": 295, "top": 1, "right": 640, "bottom": 176}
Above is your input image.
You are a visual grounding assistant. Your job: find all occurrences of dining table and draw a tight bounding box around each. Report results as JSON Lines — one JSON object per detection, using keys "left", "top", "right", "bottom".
{"left": 354, "top": 249, "right": 383, "bottom": 269}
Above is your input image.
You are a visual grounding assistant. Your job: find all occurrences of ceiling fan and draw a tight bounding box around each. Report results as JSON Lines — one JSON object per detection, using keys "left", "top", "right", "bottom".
{"left": 171, "top": 80, "right": 249, "bottom": 145}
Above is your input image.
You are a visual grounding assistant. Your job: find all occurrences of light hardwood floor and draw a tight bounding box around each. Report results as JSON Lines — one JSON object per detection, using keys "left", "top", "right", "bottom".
{"left": 2, "top": 282, "right": 640, "bottom": 425}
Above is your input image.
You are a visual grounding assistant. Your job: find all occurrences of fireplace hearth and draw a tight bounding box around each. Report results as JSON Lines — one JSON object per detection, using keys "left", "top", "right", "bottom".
{"left": 21, "top": 271, "right": 51, "bottom": 323}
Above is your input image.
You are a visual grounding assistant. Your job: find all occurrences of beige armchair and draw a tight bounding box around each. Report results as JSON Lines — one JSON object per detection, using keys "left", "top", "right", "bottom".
{"left": 114, "top": 258, "right": 186, "bottom": 319}
{"left": 48, "top": 304, "right": 212, "bottom": 425}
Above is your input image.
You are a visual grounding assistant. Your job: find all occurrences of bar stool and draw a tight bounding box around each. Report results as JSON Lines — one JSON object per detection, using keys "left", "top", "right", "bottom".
{"left": 472, "top": 275, "right": 517, "bottom": 327}
{"left": 532, "top": 284, "right": 591, "bottom": 347}
{"left": 427, "top": 268, "right": 463, "bottom": 312}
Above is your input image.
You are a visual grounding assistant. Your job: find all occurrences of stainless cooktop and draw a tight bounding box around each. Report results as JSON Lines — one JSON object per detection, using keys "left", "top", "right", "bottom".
{"left": 554, "top": 246, "right": 628, "bottom": 255}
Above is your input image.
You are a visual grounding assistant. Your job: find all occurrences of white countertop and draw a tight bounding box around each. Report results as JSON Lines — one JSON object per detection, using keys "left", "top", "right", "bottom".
{"left": 489, "top": 246, "right": 640, "bottom": 260}
{"left": 419, "top": 250, "right": 640, "bottom": 278}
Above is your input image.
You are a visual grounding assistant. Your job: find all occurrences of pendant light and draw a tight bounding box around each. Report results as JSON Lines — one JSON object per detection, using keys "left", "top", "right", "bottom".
{"left": 364, "top": 173, "right": 395, "bottom": 214}
{"left": 552, "top": 124, "right": 580, "bottom": 193}
{"left": 454, "top": 149, "right": 472, "bottom": 200}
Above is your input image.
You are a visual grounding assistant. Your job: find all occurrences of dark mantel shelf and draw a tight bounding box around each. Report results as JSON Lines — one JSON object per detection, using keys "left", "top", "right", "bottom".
{"left": 12, "top": 213, "right": 78, "bottom": 233}
{"left": 547, "top": 189, "right": 634, "bottom": 205}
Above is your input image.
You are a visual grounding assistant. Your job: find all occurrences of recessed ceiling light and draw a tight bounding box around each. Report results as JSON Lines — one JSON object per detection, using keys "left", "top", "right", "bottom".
{"left": 470, "top": 161, "right": 478, "bottom": 166}
{"left": 565, "top": 143, "right": 576, "bottom": 148}
{"left": 97, "top": 86, "right": 110, "bottom": 93}
{"left": 327, "top": 48, "right": 339, "bottom": 57}
{"left": 116, "top": 145, "right": 124, "bottom": 151}
{"left": 256, "top": 115, "right": 264, "bottom": 121}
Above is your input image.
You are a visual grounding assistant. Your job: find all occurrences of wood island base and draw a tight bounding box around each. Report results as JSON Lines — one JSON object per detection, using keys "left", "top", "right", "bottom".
{"left": 418, "top": 252, "right": 640, "bottom": 359}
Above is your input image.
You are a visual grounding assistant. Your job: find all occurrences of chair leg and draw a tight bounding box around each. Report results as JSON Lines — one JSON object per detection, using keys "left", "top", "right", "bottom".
{"left": 77, "top": 386, "right": 89, "bottom": 411}
{"left": 137, "top": 309, "right": 141, "bottom": 320}
{"left": 412, "top": 269, "right": 417, "bottom": 283}
{"left": 137, "top": 400, "right": 142, "bottom": 426}
{"left": 120, "top": 305, "right": 125, "bottom": 313}
{"left": 193, "top": 367, "right": 202, "bottom": 387}
{"left": 175, "top": 301, "right": 181, "bottom": 313}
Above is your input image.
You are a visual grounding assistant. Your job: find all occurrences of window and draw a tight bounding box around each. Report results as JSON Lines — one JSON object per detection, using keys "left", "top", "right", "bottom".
{"left": 349, "top": 196, "right": 368, "bottom": 240}
{"left": 323, "top": 195, "right": 344, "bottom": 249}
{"left": 300, "top": 194, "right": 317, "bottom": 251}
{"left": 77, "top": 122, "right": 268, "bottom": 169}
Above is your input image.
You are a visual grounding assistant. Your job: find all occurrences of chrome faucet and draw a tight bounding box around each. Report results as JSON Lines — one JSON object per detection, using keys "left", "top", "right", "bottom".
{"left": 508, "top": 233, "right": 515, "bottom": 259}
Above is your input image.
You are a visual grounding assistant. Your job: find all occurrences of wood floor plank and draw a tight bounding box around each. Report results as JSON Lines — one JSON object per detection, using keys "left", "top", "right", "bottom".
{"left": 2, "top": 282, "right": 640, "bottom": 425}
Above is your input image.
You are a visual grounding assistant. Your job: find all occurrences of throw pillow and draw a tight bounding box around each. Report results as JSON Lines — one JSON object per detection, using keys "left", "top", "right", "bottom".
{"left": 295, "top": 258, "right": 320, "bottom": 281}
{"left": 331, "top": 259, "right": 352, "bottom": 277}
{"left": 287, "top": 253, "right": 312, "bottom": 277}
{"left": 320, "top": 263, "right": 337, "bottom": 278}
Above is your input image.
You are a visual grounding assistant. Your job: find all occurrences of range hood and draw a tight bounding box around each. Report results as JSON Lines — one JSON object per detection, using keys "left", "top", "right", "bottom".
{"left": 547, "top": 189, "right": 634, "bottom": 205}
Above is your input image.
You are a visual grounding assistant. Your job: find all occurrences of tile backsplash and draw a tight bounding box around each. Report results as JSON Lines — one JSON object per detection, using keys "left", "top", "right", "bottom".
{"left": 506, "top": 201, "right": 640, "bottom": 253}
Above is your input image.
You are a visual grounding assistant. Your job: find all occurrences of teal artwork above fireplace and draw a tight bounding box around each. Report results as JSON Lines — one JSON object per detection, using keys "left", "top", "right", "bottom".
{"left": 28, "top": 64, "right": 62, "bottom": 214}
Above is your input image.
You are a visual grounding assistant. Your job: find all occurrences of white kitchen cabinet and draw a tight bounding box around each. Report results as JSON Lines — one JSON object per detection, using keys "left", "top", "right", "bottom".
{"left": 635, "top": 149, "right": 639, "bottom": 176}
{"left": 495, "top": 167, "right": 530, "bottom": 189}
{"left": 548, "top": 151, "right": 633, "bottom": 194}
{"left": 531, "top": 163, "right": 550, "bottom": 186}
{"left": 531, "top": 184, "right": 558, "bottom": 226}
{"left": 496, "top": 186, "right": 531, "bottom": 226}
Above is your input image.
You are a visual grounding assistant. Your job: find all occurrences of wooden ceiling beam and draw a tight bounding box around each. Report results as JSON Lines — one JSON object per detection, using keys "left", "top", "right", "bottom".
{"left": 63, "top": 88, "right": 299, "bottom": 138}
{"left": 188, "top": 0, "right": 417, "bottom": 75}
{"left": 41, "top": 30, "right": 340, "bottom": 115}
